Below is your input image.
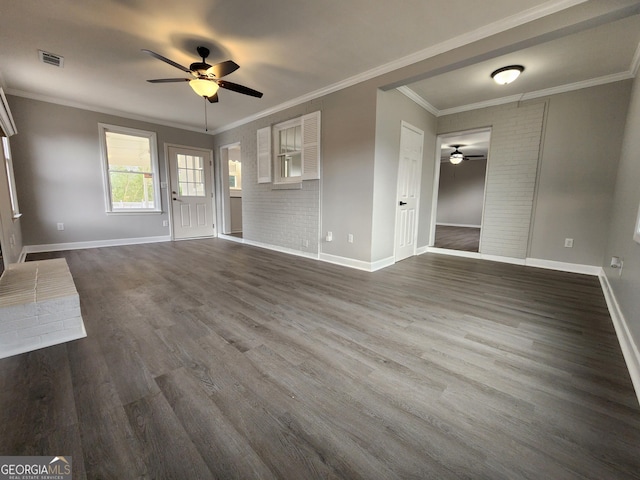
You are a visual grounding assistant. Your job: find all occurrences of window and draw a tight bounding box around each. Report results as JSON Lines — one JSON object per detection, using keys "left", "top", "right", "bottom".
{"left": 2, "top": 137, "right": 20, "bottom": 218}
{"left": 275, "top": 121, "right": 302, "bottom": 183}
{"left": 229, "top": 160, "right": 242, "bottom": 190}
{"left": 257, "top": 111, "right": 320, "bottom": 185}
{"left": 177, "top": 154, "right": 205, "bottom": 197}
{"left": 99, "top": 124, "right": 161, "bottom": 213}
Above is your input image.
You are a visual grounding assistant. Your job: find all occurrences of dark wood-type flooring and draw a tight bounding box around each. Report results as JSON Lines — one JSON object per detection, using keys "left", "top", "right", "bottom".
{"left": 2, "top": 239, "right": 640, "bottom": 479}
{"left": 435, "top": 225, "right": 481, "bottom": 252}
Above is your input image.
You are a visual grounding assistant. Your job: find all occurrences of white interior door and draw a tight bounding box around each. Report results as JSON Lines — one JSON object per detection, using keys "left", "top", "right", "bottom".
{"left": 168, "top": 145, "right": 215, "bottom": 240}
{"left": 395, "top": 122, "right": 424, "bottom": 262}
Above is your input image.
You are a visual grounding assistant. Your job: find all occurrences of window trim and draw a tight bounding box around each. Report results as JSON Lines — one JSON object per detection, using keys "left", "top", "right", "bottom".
{"left": 272, "top": 117, "right": 303, "bottom": 185}
{"left": 2, "top": 136, "right": 21, "bottom": 219}
{"left": 98, "top": 123, "right": 161, "bottom": 214}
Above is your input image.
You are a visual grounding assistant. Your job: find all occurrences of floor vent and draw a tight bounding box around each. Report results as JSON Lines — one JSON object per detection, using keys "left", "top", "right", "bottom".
{"left": 38, "top": 50, "right": 64, "bottom": 68}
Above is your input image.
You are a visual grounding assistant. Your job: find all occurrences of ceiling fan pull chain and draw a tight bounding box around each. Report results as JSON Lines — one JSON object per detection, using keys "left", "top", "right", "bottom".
{"left": 204, "top": 97, "right": 208, "bottom": 132}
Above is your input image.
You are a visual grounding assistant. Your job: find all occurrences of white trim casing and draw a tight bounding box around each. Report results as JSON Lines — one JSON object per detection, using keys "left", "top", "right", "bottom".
{"left": 98, "top": 123, "right": 162, "bottom": 214}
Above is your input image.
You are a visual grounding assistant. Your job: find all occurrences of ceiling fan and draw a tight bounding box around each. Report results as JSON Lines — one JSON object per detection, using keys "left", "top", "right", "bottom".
{"left": 447, "top": 145, "right": 485, "bottom": 165}
{"left": 142, "top": 46, "right": 263, "bottom": 103}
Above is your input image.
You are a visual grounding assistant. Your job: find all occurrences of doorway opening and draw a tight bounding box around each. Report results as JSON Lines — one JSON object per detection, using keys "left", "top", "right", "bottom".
{"left": 220, "top": 143, "right": 243, "bottom": 238}
{"left": 432, "top": 128, "right": 490, "bottom": 253}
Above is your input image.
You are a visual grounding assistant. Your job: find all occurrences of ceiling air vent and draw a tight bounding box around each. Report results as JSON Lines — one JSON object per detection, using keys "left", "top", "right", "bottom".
{"left": 38, "top": 50, "right": 64, "bottom": 68}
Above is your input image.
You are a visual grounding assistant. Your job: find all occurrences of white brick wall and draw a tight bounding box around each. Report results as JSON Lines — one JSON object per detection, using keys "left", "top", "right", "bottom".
{"left": 214, "top": 106, "right": 322, "bottom": 255}
{"left": 438, "top": 101, "right": 546, "bottom": 259}
{"left": 0, "top": 258, "right": 86, "bottom": 359}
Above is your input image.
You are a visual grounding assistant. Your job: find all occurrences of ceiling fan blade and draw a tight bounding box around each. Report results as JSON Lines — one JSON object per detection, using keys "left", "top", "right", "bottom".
{"left": 207, "top": 92, "right": 219, "bottom": 103}
{"left": 207, "top": 60, "right": 240, "bottom": 78}
{"left": 218, "top": 80, "right": 263, "bottom": 98}
{"left": 147, "top": 78, "right": 190, "bottom": 83}
{"left": 141, "top": 49, "right": 191, "bottom": 74}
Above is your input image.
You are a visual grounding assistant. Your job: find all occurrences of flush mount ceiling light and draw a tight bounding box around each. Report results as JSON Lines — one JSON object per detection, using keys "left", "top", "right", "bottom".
{"left": 491, "top": 65, "right": 524, "bottom": 85}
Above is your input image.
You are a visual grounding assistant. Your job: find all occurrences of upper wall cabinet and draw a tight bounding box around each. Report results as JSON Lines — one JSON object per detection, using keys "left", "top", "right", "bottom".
{"left": 257, "top": 110, "right": 321, "bottom": 185}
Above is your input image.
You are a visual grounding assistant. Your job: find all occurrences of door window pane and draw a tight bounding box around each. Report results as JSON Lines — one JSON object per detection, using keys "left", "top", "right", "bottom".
{"left": 177, "top": 153, "right": 206, "bottom": 197}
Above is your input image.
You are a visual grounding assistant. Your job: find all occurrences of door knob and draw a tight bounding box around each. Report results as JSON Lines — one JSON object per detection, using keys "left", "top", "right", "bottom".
{"left": 399, "top": 201, "right": 407, "bottom": 206}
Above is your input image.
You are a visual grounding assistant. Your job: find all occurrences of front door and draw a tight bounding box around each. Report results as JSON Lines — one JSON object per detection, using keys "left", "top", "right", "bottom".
{"left": 395, "top": 122, "right": 424, "bottom": 262}
{"left": 168, "top": 145, "right": 215, "bottom": 240}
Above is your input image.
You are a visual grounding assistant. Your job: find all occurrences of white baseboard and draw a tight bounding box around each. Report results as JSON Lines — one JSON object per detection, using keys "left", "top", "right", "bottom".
{"left": 318, "top": 252, "right": 394, "bottom": 272}
{"left": 599, "top": 271, "right": 640, "bottom": 406}
{"left": 240, "top": 238, "right": 320, "bottom": 261}
{"left": 222, "top": 236, "right": 394, "bottom": 272}
{"left": 422, "top": 247, "right": 602, "bottom": 274}
{"left": 525, "top": 257, "right": 601, "bottom": 276}
{"left": 218, "top": 234, "right": 244, "bottom": 244}
{"left": 22, "top": 235, "right": 171, "bottom": 254}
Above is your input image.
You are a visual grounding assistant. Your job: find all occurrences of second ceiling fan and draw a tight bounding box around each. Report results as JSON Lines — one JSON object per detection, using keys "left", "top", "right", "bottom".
{"left": 142, "top": 46, "right": 263, "bottom": 103}
{"left": 448, "top": 145, "right": 485, "bottom": 165}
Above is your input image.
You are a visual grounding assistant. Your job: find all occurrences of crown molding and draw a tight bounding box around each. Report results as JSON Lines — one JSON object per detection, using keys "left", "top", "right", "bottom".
{"left": 4, "top": 88, "right": 209, "bottom": 135}
{"left": 210, "top": 0, "right": 588, "bottom": 134}
{"left": 396, "top": 87, "right": 439, "bottom": 116}
{"left": 408, "top": 70, "right": 634, "bottom": 118}
{"left": 630, "top": 41, "right": 640, "bottom": 77}
{"left": 5, "top": 0, "right": 596, "bottom": 137}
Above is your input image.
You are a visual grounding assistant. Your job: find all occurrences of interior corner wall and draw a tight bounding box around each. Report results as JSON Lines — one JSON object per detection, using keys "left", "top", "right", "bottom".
{"left": 0, "top": 142, "right": 22, "bottom": 264}
{"left": 213, "top": 81, "right": 379, "bottom": 263}
{"left": 212, "top": 102, "right": 322, "bottom": 256}
{"left": 438, "top": 101, "right": 546, "bottom": 259}
{"left": 373, "top": 89, "right": 436, "bottom": 262}
{"left": 603, "top": 73, "right": 640, "bottom": 347}
{"left": 8, "top": 95, "right": 214, "bottom": 247}
{"left": 436, "top": 159, "right": 486, "bottom": 227}
{"left": 529, "top": 80, "right": 632, "bottom": 265}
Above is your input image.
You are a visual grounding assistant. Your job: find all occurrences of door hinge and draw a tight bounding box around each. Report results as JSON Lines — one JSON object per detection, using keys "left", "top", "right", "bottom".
{"left": 210, "top": 160, "right": 213, "bottom": 166}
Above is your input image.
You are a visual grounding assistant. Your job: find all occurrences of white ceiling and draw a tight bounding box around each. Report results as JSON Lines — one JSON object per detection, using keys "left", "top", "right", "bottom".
{"left": 2, "top": 0, "right": 640, "bottom": 134}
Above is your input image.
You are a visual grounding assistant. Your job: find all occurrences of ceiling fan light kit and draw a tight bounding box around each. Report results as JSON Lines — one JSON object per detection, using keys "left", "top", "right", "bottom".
{"left": 190, "top": 78, "right": 219, "bottom": 97}
{"left": 491, "top": 65, "right": 524, "bottom": 85}
{"left": 449, "top": 145, "right": 464, "bottom": 164}
{"left": 450, "top": 153, "right": 464, "bottom": 165}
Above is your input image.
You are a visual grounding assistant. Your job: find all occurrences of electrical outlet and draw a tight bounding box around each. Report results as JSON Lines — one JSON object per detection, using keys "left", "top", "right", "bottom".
{"left": 348, "top": 234, "right": 354, "bottom": 243}
{"left": 302, "top": 239, "right": 309, "bottom": 247}
{"left": 564, "top": 238, "right": 573, "bottom": 248}
{"left": 326, "top": 231, "right": 333, "bottom": 242}
{"left": 57, "top": 223, "right": 65, "bottom": 231}
{"left": 162, "top": 220, "right": 169, "bottom": 227}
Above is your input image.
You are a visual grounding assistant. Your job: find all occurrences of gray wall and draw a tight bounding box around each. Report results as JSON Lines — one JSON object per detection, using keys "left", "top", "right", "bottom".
{"left": 436, "top": 159, "right": 486, "bottom": 227}
{"left": 0, "top": 140, "right": 22, "bottom": 265}
{"left": 529, "top": 81, "right": 631, "bottom": 265}
{"left": 373, "top": 88, "right": 437, "bottom": 262}
{"left": 8, "top": 95, "right": 214, "bottom": 246}
{"left": 604, "top": 74, "right": 640, "bottom": 348}
{"left": 213, "top": 82, "right": 381, "bottom": 263}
